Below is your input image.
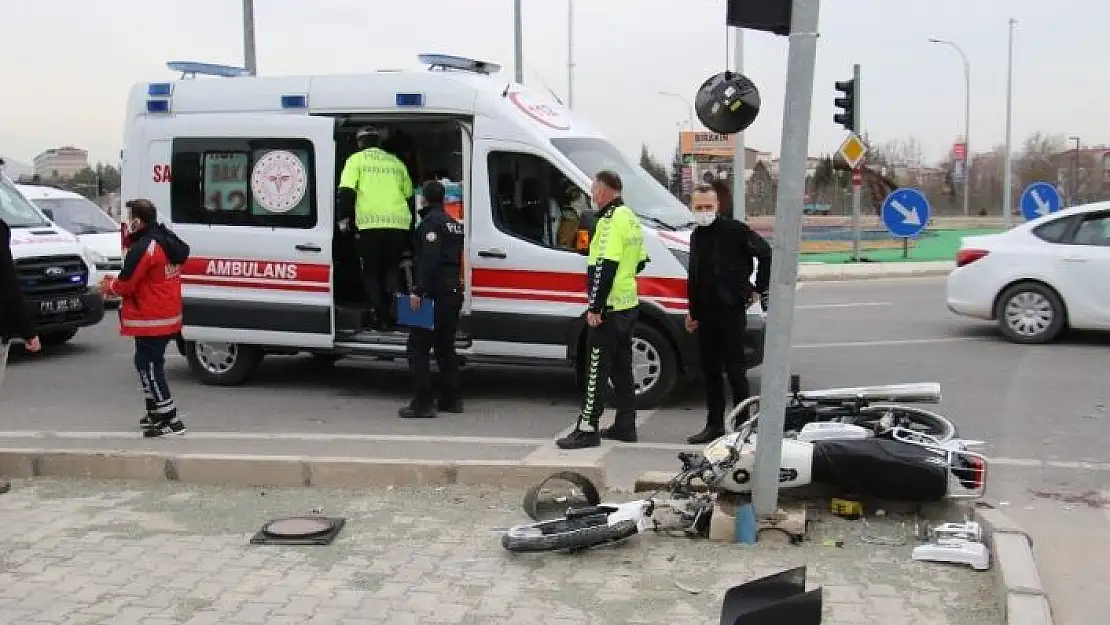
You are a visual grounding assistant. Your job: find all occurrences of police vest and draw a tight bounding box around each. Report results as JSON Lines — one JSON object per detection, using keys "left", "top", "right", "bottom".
{"left": 339, "top": 148, "right": 413, "bottom": 230}
{"left": 588, "top": 204, "right": 647, "bottom": 311}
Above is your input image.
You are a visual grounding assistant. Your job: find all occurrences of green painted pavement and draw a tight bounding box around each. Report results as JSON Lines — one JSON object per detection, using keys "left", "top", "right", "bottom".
{"left": 800, "top": 228, "right": 1004, "bottom": 264}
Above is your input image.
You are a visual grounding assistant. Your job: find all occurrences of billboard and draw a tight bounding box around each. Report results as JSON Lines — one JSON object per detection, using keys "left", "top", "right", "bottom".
{"left": 679, "top": 131, "right": 738, "bottom": 158}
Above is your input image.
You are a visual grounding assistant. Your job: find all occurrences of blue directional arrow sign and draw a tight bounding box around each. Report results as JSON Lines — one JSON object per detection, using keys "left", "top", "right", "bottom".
{"left": 880, "top": 188, "right": 931, "bottom": 238}
{"left": 1020, "top": 182, "right": 1062, "bottom": 222}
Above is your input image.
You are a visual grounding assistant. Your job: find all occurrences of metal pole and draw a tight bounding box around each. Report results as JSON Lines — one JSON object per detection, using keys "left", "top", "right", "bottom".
{"left": 242, "top": 0, "right": 257, "bottom": 76}
{"left": 566, "top": 0, "right": 574, "bottom": 108}
{"left": 658, "top": 92, "right": 694, "bottom": 130}
{"left": 751, "top": 0, "right": 821, "bottom": 519}
{"left": 1071, "top": 137, "right": 1080, "bottom": 205}
{"left": 1002, "top": 19, "right": 1016, "bottom": 228}
{"left": 962, "top": 50, "right": 971, "bottom": 217}
{"left": 732, "top": 29, "right": 747, "bottom": 220}
{"left": 850, "top": 63, "right": 863, "bottom": 260}
{"left": 513, "top": 0, "right": 524, "bottom": 83}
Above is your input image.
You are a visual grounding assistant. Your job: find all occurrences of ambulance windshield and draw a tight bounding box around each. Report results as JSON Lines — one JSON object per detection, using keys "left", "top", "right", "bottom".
{"left": 0, "top": 178, "right": 50, "bottom": 229}
{"left": 551, "top": 138, "right": 694, "bottom": 231}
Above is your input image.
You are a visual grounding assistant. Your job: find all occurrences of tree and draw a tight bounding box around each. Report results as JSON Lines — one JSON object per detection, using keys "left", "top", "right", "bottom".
{"left": 639, "top": 145, "right": 669, "bottom": 188}
{"left": 66, "top": 162, "right": 121, "bottom": 200}
{"left": 1016, "top": 131, "right": 1065, "bottom": 191}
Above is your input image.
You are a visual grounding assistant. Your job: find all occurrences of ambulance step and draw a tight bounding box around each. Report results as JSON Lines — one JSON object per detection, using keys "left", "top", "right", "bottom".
{"left": 336, "top": 330, "right": 473, "bottom": 350}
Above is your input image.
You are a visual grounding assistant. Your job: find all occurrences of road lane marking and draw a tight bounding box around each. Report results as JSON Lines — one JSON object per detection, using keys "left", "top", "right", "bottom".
{"left": 795, "top": 302, "right": 892, "bottom": 310}
{"left": 2, "top": 431, "right": 1109, "bottom": 473}
{"left": 793, "top": 336, "right": 982, "bottom": 349}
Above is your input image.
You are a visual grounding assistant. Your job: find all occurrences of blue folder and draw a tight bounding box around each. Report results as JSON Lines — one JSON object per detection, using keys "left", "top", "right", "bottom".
{"left": 395, "top": 293, "right": 434, "bottom": 330}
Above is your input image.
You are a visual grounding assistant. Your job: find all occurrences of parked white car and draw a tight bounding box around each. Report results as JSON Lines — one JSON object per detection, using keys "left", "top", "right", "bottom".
{"left": 947, "top": 202, "right": 1110, "bottom": 343}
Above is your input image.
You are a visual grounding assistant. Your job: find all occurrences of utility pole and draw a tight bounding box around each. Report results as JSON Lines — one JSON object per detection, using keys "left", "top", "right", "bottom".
{"left": 513, "top": 0, "right": 524, "bottom": 83}
{"left": 1002, "top": 19, "right": 1016, "bottom": 228}
{"left": 242, "top": 0, "right": 257, "bottom": 76}
{"left": 1069, "top": 136, "right": 1081, "bottom": 205}
{"left": 751, "top": 0, "right": 821, "bottom": 518}
{"left": 566, "top": 0, "right": 574, "bottom": 107}
{"left": 731, "top": 29, "right": 747, "bottom": 220}
{"left": 850, "top": 64, "right": 863, "bottom": 260}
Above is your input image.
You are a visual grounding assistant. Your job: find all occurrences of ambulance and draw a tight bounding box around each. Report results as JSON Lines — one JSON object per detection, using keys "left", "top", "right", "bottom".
{"left": 0, "top": 173, "right": 105, "bottom": 347}
{"left": 119, "top": 54, "right": 766, "bottom": 409}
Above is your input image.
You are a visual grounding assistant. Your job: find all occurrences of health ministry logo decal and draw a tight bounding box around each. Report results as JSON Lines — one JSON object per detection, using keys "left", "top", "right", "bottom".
{"left": 251, "top": 150, "right": 308, "bottom": 213}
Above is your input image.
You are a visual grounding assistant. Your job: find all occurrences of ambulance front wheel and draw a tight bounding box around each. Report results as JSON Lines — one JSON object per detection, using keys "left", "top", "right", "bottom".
{"left": 185, "top": 341, "right": 263, "bottom": 386}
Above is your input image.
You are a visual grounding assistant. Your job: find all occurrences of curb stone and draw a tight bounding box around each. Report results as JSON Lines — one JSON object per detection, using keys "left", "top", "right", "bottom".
{"left": 796, "top": 260, "right": 955, "bottom": 282}
{"left": 0, "top": 448, "right": 605, "bottom": 491}
{"left": 974, "top": 504, "right": 1055, "bottom": 625}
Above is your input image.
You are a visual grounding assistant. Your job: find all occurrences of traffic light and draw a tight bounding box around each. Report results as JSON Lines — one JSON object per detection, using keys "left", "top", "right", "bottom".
{"left": 833, "top": 79, "right": 856, "bottom": 131}
{"left": 726, "top": 0, "right": 792, "bottom": 36}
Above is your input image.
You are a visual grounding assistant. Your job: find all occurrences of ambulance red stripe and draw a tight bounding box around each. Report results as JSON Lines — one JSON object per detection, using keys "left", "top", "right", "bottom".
{"left": 470, "top": 268, "right": 686, "bottom": 300}
{"left": 181, "top": 277, "right": 330, "bottom": 293}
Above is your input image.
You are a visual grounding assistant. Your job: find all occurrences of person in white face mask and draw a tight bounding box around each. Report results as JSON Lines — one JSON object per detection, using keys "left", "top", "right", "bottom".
{"left": 683, "top": 183, "right": 771, "bottom": 444}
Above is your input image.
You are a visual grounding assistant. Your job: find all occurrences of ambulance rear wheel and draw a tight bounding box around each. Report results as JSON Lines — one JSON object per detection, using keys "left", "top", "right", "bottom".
{"left": 185, "top": 341, "right": 263, "bottom": 386}
{"left": 575, "top": 322, "right": 677, "bottom": 410}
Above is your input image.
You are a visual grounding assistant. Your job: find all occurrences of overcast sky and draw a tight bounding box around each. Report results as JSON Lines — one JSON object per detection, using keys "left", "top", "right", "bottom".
{"left": 2, "top": 0, "right": 1106, "bottom": 168}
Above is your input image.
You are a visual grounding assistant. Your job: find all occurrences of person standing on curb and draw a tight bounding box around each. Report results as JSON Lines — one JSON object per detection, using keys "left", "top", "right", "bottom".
{"left": 1, "top": 212, "right": 42, "bottom": 494}
{"left": 683, "top": 182, "right": 771, "bottom": 444}
{"left": 398, "top": 180, "right": 465, "bottom": 419}
{"left": 100, "top": 199, "right": 191, "bottom": 438}
{"left": 557, "top": 171, "right": 649, "bottom": 450}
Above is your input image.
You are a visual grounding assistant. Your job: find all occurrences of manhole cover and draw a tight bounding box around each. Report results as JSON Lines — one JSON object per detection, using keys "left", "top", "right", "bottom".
{"left": 262, "top": 517, "right": 333, "bottom": 538}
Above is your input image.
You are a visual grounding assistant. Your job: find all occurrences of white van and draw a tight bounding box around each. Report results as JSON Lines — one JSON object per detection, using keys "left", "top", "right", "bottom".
{"left": 119, "top": 55, "right": 766, "bottom": 408}
{"left": 16, "top": 183, "right": 123, "bottom": 308}
{"left": 1, "top": 174, "right": 105, "bottom": 346}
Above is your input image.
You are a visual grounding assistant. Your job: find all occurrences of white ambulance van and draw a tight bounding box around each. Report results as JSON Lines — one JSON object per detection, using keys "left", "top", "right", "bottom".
{"left": 16, "top": 183, "right": 123, "bottom": 308}
{"left": 0, "top": 173, "right": 105, "bottom": 347}
{"left": 119, "top": 55, "right": 766, "bottom": 409}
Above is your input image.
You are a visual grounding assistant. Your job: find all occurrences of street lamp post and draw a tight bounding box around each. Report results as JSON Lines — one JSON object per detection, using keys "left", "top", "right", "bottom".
{"left": 513, "top": 0, "right": 524, "bottom": 83}
{"left": 1069, "top": 136, "right": 1081, "bottom": 205}
{"left": 566, "top": 0, "right": 574, "bottom": 108}
{"left": 658, "top": 91, "right": 695, "bottom": 130}
{"left": 1002, "top": 19, "right": 1016, "bottom": 228}
{"left": 929, "top": 37, "right": 971, "bottom": 216}
{"left": 242, "top": 0, "right": 257, "bottom": 75}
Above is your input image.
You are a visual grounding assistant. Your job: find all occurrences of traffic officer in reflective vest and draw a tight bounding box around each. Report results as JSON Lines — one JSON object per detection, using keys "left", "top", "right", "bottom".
{"left": 337, "top": 126, "right": 414, "bottom": 331}
{"left": 557, "top": 170, "right": 649, "bottom": 449}
{"left": 399, "top": 180, "right": 465, "bottom": 419}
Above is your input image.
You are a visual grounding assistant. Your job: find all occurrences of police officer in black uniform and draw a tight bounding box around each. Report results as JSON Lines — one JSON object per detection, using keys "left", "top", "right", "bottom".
{"left": 399, "top": 180, "right": 465, "bottom": 419}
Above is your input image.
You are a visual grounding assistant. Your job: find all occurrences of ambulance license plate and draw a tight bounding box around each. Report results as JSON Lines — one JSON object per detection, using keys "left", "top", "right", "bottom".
{"left": 40, "top": 296, "right": 82, "bottom": 314}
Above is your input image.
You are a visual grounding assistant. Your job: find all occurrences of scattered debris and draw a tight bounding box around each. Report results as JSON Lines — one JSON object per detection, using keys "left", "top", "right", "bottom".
{"left": 250, "top": 516, "right": 346, "bottom": 546}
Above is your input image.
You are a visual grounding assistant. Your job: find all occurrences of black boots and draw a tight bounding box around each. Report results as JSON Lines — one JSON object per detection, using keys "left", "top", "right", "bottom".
{"left": 687, "top": 424, "right": 726, "bottom": 445}
{"left": 556, "top": 428, "right": 601, "bottom": 449}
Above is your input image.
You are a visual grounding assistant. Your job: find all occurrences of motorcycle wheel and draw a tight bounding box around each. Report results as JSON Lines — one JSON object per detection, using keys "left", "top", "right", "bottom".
{"left": 854, "top": 405, "right": 958, "bottom": 443}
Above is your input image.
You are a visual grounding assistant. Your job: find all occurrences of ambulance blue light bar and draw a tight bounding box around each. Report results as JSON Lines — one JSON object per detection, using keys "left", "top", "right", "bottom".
{"left": 148, "top": 82, "right": 173, "bottom": 97}
{"left": 395, "top": 93, "right": 424, "bottom": 107}
{"left": 281, "top": 94, "right": 308, "bottom": 109}
{"left": 146, "top": 99, "right": 171, "bottom": 113}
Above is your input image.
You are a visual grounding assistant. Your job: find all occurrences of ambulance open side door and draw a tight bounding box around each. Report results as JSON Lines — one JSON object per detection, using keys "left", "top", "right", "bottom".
{"left": 157, "top": 113, "right": 337, "bottom": 349}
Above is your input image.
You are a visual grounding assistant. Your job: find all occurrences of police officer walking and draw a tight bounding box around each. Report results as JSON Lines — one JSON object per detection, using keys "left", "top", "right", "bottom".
{"left": 557, "top": 171, "right": 648, "bottom": 450}
{"left": 338, "top": 126, "right": 415, "bottom": 331}
{"left": 684, "top": 182, "right": 771, "bottom": 444}
{"left": 399, "top": 180, "right": 465, "bottom": 419}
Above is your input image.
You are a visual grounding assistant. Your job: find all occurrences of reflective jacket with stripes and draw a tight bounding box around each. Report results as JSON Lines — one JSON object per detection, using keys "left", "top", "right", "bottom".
{"left": 104, "top": 224, "right": 189, "bottom": 338}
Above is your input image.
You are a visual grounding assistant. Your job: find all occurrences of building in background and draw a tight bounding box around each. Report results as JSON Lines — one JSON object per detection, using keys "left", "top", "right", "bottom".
{"left": 1053, "top": 146, "right": 1110, "bottom": 205}
{"left": 33, "top": 146, "right": 89, "bottom": 180}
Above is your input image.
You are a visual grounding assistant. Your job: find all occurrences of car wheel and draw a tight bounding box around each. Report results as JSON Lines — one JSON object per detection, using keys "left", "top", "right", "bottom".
{"left": 40, "top": 329, "right": 78, "bottom": 347}
{"left": 185, "top": 340, "right": 263, "bottom": 385}
{"left": 995, "top": 282, "right": 1066, "bottom": 344}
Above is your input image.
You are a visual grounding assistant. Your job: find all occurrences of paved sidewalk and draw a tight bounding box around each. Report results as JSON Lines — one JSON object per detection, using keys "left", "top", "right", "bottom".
{"left": 0, "top": 479, "right": 1000, "bottom": 625}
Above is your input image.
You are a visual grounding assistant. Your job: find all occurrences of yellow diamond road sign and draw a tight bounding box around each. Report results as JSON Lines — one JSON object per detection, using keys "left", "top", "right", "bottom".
{"left": 838, "top": 133, "right": 867, "bottom": 169}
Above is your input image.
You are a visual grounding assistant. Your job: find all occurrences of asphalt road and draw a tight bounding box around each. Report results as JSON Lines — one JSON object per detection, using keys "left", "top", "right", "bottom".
{"left": 3, "top": 276, "right": 1109, "bottom": 624}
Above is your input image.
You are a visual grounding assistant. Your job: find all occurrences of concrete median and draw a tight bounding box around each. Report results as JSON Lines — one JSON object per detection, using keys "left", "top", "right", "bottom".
{"left": 0, "top": 447, "right": 606, "bottom": 491}
{"left": 975, "top": 504, "right": 1055, "bottom": 625}
{"left": 797, "top": 260, "right": 955, "bottom": 282}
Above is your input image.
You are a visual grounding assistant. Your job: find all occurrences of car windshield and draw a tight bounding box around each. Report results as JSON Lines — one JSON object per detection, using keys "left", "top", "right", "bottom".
{"left": 32, "top": 197, "right": 119, "bottom": 234}
{"left": 0, "top": 178, "right": 50, "bottom": 229}
{"left": 551, "top": 137, "right": 694, "bottom": 230}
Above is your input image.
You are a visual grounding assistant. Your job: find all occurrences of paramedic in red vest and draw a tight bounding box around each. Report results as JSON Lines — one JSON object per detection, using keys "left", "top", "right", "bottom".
{"left": 100, "top": 199, "right": 191, "bottom": 437}
{"left": 337, "top": 126, "right": 415, "bottom": 331}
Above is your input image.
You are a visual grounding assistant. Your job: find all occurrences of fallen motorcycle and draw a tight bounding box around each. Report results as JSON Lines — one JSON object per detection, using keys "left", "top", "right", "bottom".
{"left": 500, "top": 381, "right": 987, "bottom": 553}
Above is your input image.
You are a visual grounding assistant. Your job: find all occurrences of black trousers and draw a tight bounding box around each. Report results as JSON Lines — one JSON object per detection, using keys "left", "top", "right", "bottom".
{"left": 406, "top": 291, "right": 463, "bottom": 405}
{"left": 357, "top": 228, "right": 409, "bottom": 325}
{"left": 578, "top": 308, "right": 638, "bottom": 431}
{"left": 697, "top": 312, "right": 749, "bottom": 429}
{"left": 134, "top": 336, "right": 177, "bottom": 421}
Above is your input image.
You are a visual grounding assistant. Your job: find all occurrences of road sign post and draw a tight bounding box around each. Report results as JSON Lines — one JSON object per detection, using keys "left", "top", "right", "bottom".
{"left": 845, "top": 65, "right": 863, "bottom": 260}
{"left": 1019, "top": 182, "right": 1062, "bottom": 222}
{"left": 880, "top": 188, "right": 931, "bottom": 259}
{"left": 751, "top": 0, "right": 821, "bottom": 519}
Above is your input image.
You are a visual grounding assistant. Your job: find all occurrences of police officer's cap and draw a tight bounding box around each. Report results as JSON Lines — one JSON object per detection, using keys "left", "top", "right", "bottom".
{"left": 356, "top": 126, "right": 385, "bottom": 140}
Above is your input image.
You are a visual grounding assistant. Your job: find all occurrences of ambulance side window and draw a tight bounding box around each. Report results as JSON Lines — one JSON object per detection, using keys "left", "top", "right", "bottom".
{"left": 169, "top": 137, "right": 317, "bottom": 229}
{"left": 487, "top": 151, "right": 586, "bottom": 252}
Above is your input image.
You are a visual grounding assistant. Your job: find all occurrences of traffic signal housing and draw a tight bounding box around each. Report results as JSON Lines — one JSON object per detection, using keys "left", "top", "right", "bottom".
{"left": 833, "top": 79, "right": 856, "bottom": 132}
